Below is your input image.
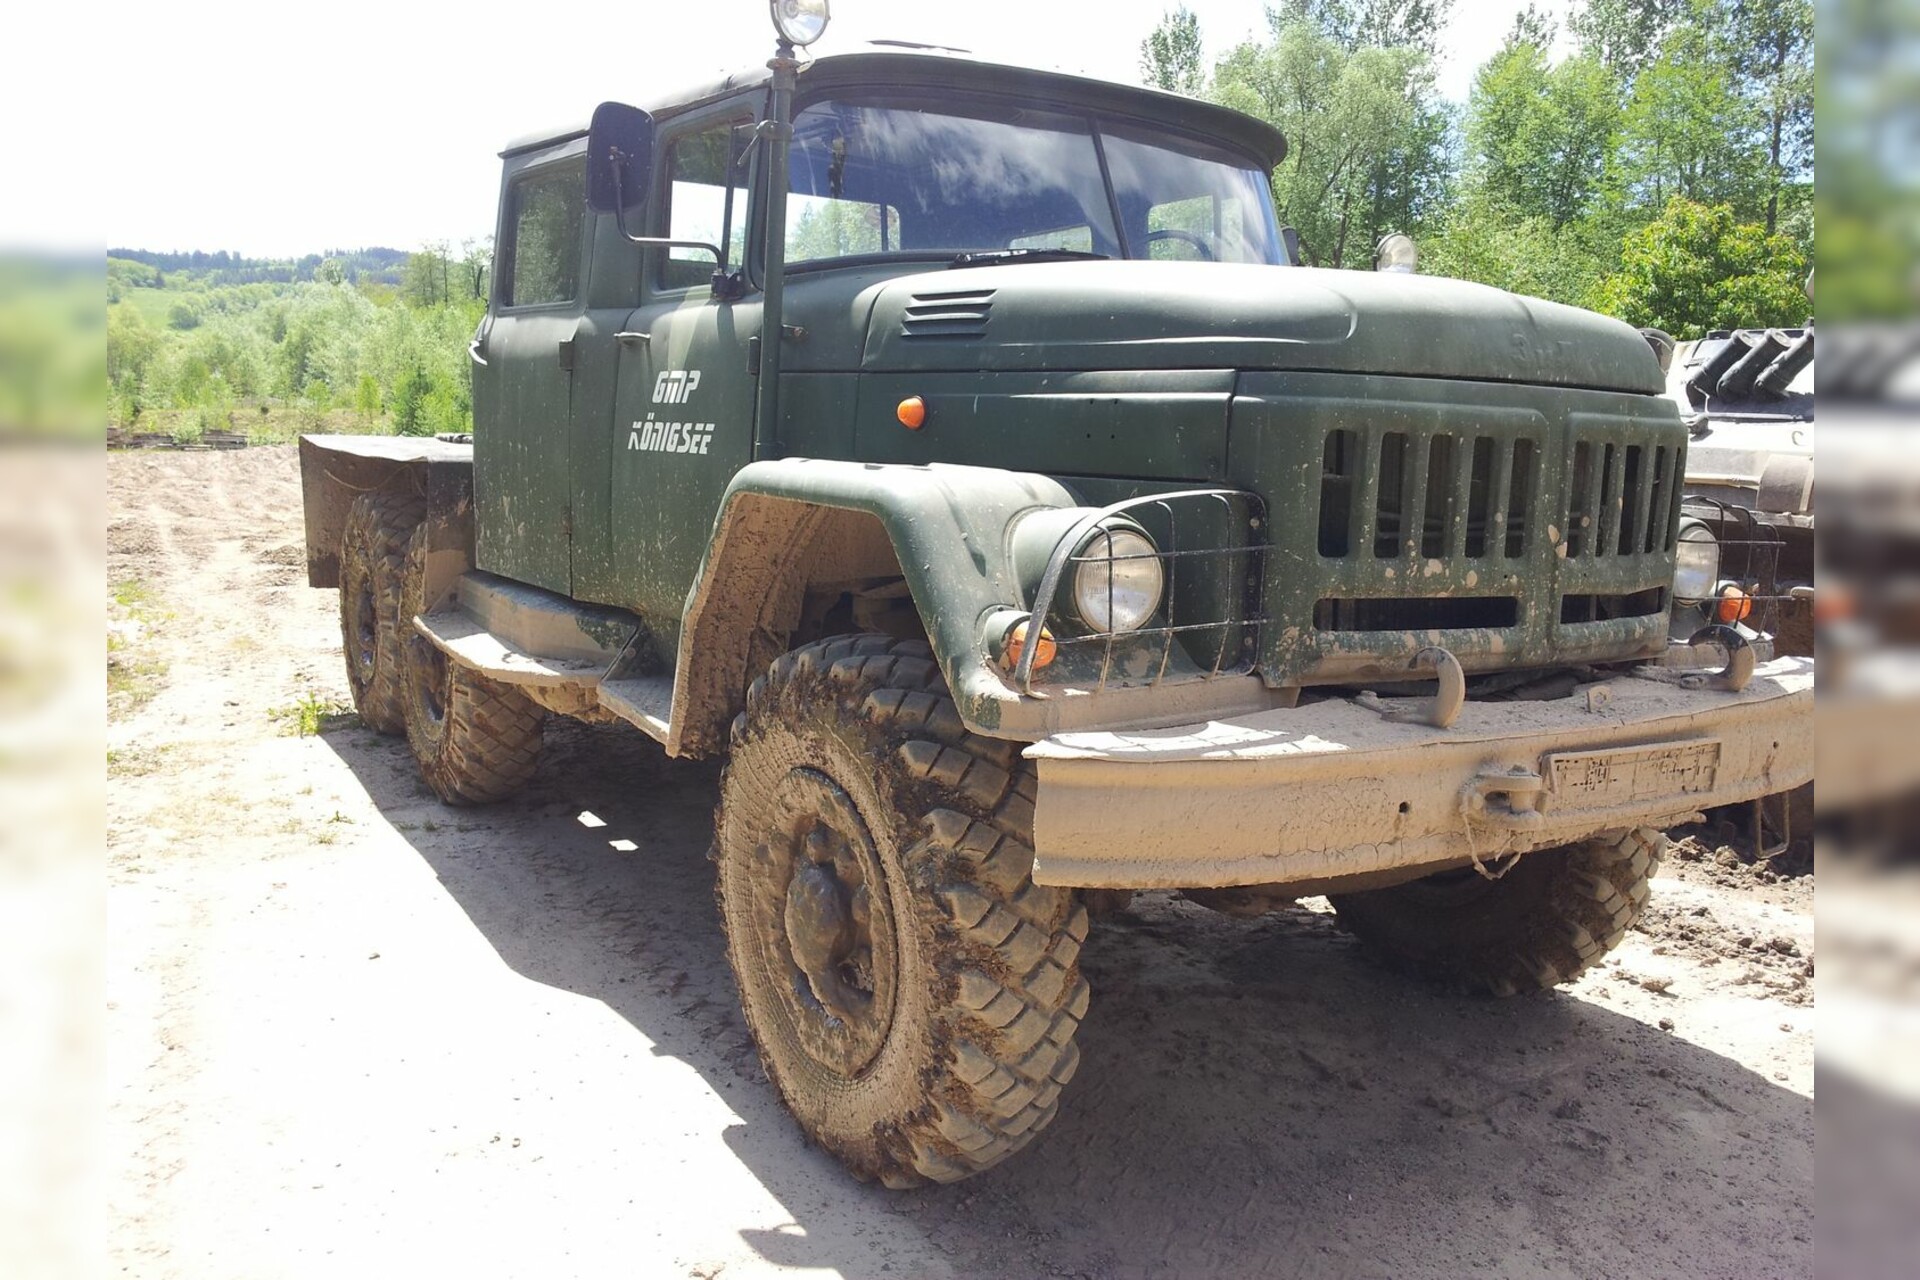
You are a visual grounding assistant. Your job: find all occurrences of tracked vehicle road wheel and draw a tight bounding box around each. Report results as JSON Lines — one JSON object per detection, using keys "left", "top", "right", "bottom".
{"left": 716, "top": 635, "right": 1090, "bottom": 1188}
{"left": 338, "top": 491, "right": 424, "bottom": 734}
{"left": 1329, "top": 827, "right": 1665, "bottom": 996}
{"left": 397, "top": 525, "right": 543, "bottom": 805}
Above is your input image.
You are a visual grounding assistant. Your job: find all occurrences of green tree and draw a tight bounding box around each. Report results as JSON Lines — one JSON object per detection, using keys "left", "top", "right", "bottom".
{"left": 1700, "top": 0, "right": 1812, "bottom": 234}
{"left": 1213, "top": 17, "right": 1447, "bottom": 266}
{"left": 1570, "top": 0, "right": 1680, "bottom": 79}
{"left": 1611, "top": 24, "right": 1766, "bottom": 218}
{"left": 1466, "top": 45, "right": 1621, "bottom": 231}
{"left": 1590, "top": 197, "right": 1810, "bottom": 334}
{"left": 392, "top": 364, "right": 433, "bottom": 436}
{"left": 1140, "top": 5, "right": 1205, "bottom": 95}
{"left": 1268, "top": 0, "right": 1454, "bottom": 54}
{"left": 354, "top": 373, "right": 382, "bottom": 422}
{"left": 402, "top": 243, "right": 452, "bottom": 308}
{"left": 1504, "top": 1, "right": 1557, "bottom": 49}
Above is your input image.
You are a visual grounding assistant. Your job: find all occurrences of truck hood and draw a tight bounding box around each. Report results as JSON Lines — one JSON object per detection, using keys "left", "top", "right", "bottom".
{"left": 860, "top": 261, "right": 1665, "bottom": 395}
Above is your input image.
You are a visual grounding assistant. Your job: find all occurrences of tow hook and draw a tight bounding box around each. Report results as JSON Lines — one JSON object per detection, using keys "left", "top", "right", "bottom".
{"left": 1462, "top": 765, "right": 1548, "bottom": 831}
{"left": 1687, "top": 624, "right": 1755, "bottom": 693}
{"left": 1355, "top": 645, "right": 1466, "bottom": 729}
{"left": 1633, "top": 624, "right": 1756, "bottom": 694}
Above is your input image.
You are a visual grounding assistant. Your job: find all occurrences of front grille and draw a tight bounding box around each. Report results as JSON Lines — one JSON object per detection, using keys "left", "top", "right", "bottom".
{"left": 1318, "top": 427, "right": 1543, "bottom": 562}
{"left": 900, "top": 288, "right": 994, "bottom": 338}
{"left": 1563, "top": 438, "right": 1683, "bottom": 559}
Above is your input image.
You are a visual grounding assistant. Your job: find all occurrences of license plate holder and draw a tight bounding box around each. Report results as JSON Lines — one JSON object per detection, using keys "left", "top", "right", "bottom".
{"left": 1544, "top": 739, "right": 1721, "bottom": 811}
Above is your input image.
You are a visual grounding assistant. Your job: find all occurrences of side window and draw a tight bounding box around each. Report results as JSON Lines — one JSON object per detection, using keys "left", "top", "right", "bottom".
{"left": 663, "top": 123, "right": 750, "bottom": 290}
{"left": 503, "top": 166, "right": 584, "bottom": 307}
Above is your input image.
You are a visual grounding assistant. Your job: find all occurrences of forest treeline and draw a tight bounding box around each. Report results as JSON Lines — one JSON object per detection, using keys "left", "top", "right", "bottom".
{"left": 107, "top": 241, "right": 488, "bottom": 439}
{"left": 1143, "top": 0, "right": 1812, "bottom": 334}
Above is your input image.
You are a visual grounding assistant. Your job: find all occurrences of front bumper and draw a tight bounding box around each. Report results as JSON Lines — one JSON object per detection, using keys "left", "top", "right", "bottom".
{"left": 1025, "top": 657, "right": 1813, "bottom": 890}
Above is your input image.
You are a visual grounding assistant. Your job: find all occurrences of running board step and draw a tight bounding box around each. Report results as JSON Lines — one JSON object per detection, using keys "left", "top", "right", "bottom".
{"left": 598, "top": 678, "right": 673, "bottom": 742}
{"left": 411, "top": 610, "right": 607, "bottom": 688}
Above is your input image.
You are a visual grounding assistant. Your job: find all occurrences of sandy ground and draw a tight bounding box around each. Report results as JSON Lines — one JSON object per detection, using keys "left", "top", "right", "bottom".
{"left": 107, "top": 445, "right": 1813, "bottom": 1280}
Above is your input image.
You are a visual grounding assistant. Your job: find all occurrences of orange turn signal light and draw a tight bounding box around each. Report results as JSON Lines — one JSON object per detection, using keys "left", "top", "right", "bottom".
{"left": 1005, "top": 620, "right": 1056, "bottom": 670}
{"left": 1716, "top": 584, "right": 1753, "bottom": 624}
{"left": 897, "top": 396, "right": 927, "bottom": 430}
{"left": 1813, "top": 586, "right": 1852, "bottom": 626}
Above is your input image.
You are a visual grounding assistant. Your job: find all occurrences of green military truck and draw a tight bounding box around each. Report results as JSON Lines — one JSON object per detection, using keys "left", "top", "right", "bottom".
{"left": 298, "top": 4, "right": 1813, "bottom": 1188}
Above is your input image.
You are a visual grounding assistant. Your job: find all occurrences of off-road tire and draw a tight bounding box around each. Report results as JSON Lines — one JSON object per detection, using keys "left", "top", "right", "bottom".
{"left": 715, "top": 635, "right": 1090, "bottom": 1188}
{"left": 1328, "top": 827, "right": 1665, "bottom": 996}
{"left": 396, "top": 524, "right": 543, "bottom": 805}
{"left": 338, "top": 491, "right": 424, "bottom": 734}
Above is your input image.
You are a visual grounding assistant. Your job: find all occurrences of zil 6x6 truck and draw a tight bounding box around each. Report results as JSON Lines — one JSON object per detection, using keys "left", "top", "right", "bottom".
{"left": 296, "top": 3, "right": 1813, "bottom": 1188}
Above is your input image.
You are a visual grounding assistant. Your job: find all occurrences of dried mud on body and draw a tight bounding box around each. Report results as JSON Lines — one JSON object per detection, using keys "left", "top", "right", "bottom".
{"left": 107, "top": 445, "right": 1813, "bottom": 1280}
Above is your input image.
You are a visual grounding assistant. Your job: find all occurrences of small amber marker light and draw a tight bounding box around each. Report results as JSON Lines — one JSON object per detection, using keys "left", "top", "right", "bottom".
{"left": 1716, "top": 584, "right": 1753, "bottom": 624}
{"left": 897, "top": 396, "right": 927, "bottom": 429}
{"left": 1005, "top": 620, "right": 1056, "bottom": 670}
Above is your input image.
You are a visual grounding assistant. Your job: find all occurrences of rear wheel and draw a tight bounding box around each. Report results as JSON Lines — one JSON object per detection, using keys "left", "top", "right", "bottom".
{"left": 397, "top": 525, "right": 544, "bottom": 805}
{"left": 1329, "top": 827, "right": 1665, "bottom": 995}
{"left": 715, "top": 635, "right": 1090, "bottom": 1187}
{"left": 338, "top": 491, "right": 423, "bottom": 734}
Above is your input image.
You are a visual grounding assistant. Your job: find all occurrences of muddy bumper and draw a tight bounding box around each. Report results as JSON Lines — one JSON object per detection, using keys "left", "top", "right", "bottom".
{"left": 1024, "top": 657, "right": 1813, "bottom": 890}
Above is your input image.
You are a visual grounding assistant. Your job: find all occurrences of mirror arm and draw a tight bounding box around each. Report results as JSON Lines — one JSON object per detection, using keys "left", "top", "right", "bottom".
{"left": 610, "top": 156, "right": 724, "bottom": 264}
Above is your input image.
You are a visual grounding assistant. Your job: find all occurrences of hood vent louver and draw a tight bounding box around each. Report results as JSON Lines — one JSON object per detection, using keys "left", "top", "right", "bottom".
{"left": 901, "top": 288, "right": 994, "bottom": 339}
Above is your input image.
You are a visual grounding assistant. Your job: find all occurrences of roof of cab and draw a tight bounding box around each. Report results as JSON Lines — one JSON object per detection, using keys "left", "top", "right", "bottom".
{"left": 499, "top": 44, "right": 1286, "bottom": 168}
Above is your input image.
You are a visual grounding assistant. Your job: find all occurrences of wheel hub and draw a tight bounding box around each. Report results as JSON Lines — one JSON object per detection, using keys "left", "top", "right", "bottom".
{"left": 754, "top": 768, "right": 896, "bottom": 1078}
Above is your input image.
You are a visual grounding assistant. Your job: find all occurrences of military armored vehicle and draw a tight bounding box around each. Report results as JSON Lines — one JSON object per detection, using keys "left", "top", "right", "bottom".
{"left": 298, "top": 3, "right": 1813, "bottom": 1187}
{"left": 1665, "top": 326, "right": 1815, "bottom": 657}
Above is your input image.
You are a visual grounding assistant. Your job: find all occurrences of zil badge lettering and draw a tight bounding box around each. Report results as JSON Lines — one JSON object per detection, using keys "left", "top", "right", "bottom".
{"left": 630, "top": 369, "right": 714, "bottom": 455}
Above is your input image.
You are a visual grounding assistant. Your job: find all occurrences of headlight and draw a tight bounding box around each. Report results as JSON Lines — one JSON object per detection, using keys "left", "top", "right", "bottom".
{"left": 1673, "top": 523, "right": 1720, "bottom": 602}
{"left": 1071, "top": 527, "right": 1164, "bottom": 633}
{"left": 1375, "top": 232, "right": 1418, "bottom": 273}
{"left": 770, "top": 0, "right": 830, "bottom": 45}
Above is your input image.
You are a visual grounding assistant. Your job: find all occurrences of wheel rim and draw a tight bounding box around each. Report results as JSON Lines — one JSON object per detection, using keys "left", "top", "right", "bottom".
{"left": 405, "top": 628, "right": 450, "bottom": 745}
{"left": 750, "top": 767, "right": 898, "bottom": 1079}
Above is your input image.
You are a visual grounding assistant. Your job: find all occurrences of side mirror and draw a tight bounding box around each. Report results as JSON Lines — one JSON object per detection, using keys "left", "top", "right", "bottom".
{"left": 587, "top": 102, "right": 656, "bottom": 214}
{"left": 1280, "top": 226, "right": 1304, "bottom": 267}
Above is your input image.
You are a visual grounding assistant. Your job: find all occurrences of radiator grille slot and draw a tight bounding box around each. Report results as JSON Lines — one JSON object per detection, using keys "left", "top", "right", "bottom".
{"left": 1318, "top": 428, "right": 1543, "bottom": 563}
{"left": 1563, "top": 437, "right": 1681, "bottom": 560}
{"left": 900, "top": 288, "right": 994, "bottom": 338}
{"left": 1314, "top": 596, "right": 1519, "bottom": 631}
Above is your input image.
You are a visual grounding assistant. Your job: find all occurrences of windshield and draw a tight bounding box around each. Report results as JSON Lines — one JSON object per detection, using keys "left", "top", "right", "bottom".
{"left": 785, "top": 96, "right": 1286, "bottom": 267}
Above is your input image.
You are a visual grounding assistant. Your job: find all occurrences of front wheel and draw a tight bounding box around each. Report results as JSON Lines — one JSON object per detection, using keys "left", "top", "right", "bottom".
{"left": 715, "top": 635, "right": 1090, "bottom": 1187}
{"left": 1329, "top": 827, "right": 1665, "bottom": 996}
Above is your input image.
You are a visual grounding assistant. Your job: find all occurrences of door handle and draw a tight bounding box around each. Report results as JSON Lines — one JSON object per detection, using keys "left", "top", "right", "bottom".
{"left": 557, "top": 337, "right": 576, "bottom": 371}
{"left": 467, "top": 338, "right": 488, "bottom": 366}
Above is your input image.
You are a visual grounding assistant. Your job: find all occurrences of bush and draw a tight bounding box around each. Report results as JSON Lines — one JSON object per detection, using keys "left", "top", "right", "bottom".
{"left": 1590, "top": 198, "right": 1811, "bottom": 337}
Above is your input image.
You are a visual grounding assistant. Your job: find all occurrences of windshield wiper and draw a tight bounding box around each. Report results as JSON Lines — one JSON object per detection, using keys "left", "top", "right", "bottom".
{"left": 949, "top": 248, "right": 1109, "bottom": 268}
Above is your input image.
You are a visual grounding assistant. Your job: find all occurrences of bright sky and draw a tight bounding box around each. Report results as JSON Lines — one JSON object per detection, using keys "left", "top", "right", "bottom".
{"left": 53, "top": 0, "right": 1561, "bottom": 257}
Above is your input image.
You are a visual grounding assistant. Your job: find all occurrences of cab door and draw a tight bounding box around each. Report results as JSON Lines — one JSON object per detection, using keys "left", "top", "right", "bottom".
{"left": 606, "top": 115, "right": 756, "bottom": 642}
{"left": 471, "top": 149, "right": 587, "bottom": 595}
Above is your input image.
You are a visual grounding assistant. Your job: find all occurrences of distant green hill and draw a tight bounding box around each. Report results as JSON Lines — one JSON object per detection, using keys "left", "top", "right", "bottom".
{"left": 107, "top": 247, "right": 409, "bottom": 287}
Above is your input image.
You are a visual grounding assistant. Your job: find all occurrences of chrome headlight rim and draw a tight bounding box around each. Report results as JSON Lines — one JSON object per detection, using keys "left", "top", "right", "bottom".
{"left": 769, "top": 0, "right": 830, "bottom": 46}
{"left": 1673, "top": 521, "right": 1721, "bottom": 603}
{"left": 1069, "top": 524, "right": 1165, "bottom": 634}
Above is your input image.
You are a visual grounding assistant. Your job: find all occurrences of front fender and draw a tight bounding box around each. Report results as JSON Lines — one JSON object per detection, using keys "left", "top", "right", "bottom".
{"left": 665, "top": 458, "right": 1079, "bottom": 755}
